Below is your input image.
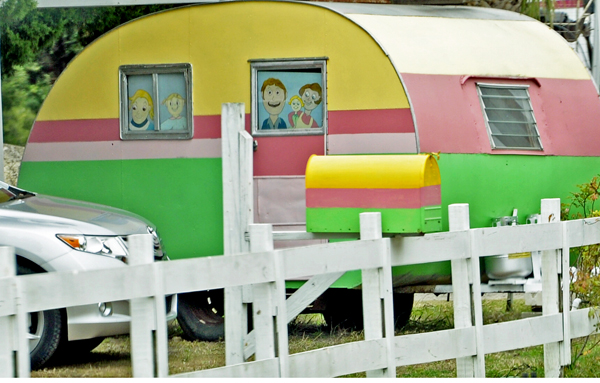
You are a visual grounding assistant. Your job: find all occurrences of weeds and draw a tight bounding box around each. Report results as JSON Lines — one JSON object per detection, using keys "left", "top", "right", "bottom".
{"left": 29, "top": 296, "right": 600, "bottom": 378}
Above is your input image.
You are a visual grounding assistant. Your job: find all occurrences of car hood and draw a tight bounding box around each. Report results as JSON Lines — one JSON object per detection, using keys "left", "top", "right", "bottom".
{"left": 0, "top": 194, "right": 153, "bottom": 236}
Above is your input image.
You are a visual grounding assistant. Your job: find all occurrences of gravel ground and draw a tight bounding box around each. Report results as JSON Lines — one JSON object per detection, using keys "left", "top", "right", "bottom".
{"left": 3, "top": 144, "right": 24, "bottom": 185}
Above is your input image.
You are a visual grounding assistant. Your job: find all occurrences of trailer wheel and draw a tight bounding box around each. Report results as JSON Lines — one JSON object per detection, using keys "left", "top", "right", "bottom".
{"left": 177, "top": 290, "right": 225, "bottom": 341}
{"left": 324, "top": 289, "right": 414, "bottom": 331}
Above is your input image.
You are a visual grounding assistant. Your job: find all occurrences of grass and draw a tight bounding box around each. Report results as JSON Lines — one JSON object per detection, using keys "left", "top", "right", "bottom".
{"left": 30, "top": 295, "right": 600, "bottom": 378}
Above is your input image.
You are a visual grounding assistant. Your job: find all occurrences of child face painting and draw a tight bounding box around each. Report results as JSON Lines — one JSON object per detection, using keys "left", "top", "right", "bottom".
{"left": 166, "top": 97, "right": 185, "bottom": 118}
{"left": 290, "top": 98, "right": 302, "bottom": 112}
{"left": 131, "top": 97, "right": 151, "bottom": 124}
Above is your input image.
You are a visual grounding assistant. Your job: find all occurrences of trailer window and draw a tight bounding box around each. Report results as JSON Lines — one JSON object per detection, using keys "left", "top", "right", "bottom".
{"left": 250, "top": 59, "right": 327, "bottom": 136}
{"left": 477, "top": 84, "right": 542, "bottom": 150}
{"left": 119, "top": 64, "right": 193, "bottom": 140}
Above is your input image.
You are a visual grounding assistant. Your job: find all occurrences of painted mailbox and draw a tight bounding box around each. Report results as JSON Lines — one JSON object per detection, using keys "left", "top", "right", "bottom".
{"left": 305, "top": 154, "right": 442, "bottom": 234}
{"left": 18, "top": 1, "right": 600, "bottom": 338}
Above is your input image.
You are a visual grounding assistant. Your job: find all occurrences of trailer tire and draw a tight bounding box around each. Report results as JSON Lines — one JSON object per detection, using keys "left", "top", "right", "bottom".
{"left": 177, "top": 290, "right": 225, "bottom": 341}
{"left": 324, "top": 289, "right": 414, "bottom": 331}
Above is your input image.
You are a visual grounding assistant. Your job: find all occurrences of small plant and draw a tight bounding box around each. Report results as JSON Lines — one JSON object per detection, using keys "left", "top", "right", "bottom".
{"left": 562, "top": 175, "right": 600, "bottom": 365}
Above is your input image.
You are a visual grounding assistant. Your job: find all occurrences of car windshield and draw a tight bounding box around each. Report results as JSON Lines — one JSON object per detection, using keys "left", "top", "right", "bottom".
{"left": 0, "top": 181, "right": 35, "bottom": 204}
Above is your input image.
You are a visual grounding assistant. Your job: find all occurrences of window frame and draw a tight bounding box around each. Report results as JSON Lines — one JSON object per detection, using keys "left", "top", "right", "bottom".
{"left": 119, "top": 63, "right": 193, "bottom": 140}
{"left": 250, "top": 58, "right": 327, "bottom": 137}
{"left": 477, "top": 82, "right": 543, "bottom": 151}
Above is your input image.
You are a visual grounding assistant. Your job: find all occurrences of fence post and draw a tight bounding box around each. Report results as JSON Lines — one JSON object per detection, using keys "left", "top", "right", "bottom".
{"left": 360, "top": 212, "right": 396, "bottom": 378}
{"left": 249, "top": 224, "right": 276, "bottom": 363}
{"left": 0, "top": 246, "right": 29, "bottom": 377}
{"left": 540, "top": 198, "right": 561, "bottom": 377}
{"left": 561, "top": 214, "right": 571, "bottom": 366}
{"left": 222, "top": 102, "right": 254, "bottom": 365}
{"left": 449, "top": 203, "right": 485, "bottom": 377}
{"left": 129, "top": 234, "right": 158, "bottom": 378}
{"left": 0, "top": 246, "right": 16, "bottom": 377}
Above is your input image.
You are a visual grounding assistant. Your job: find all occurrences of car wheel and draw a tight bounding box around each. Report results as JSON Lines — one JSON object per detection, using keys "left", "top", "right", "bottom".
{"left": 177, "top": 290, "right": 225, "bottom": 341}
{"left": 324, "top": 289, "right": 414, "bottom": 331}
{"left": 17, "top": 263, "right": 64, "bottom": 370}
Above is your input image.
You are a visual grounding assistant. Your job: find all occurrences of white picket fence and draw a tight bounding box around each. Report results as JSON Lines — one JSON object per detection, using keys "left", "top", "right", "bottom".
{"left": 1, "top": 199, "right": 600, "bottom": 378}
{"left": 2, "top": 104, "right": 600, "bottom": 377}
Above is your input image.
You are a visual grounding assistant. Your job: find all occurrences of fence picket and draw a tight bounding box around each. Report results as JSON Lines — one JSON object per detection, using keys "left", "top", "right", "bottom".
{"left": 360, "top": 213, "right": 395, "bottom": 378}
{"left": 541, "top": 199, "right": 562, "bottom": 378}
{"left": 561, "top": 221, "right": 572, "bottom": 365}
{"left": 449, "top": 204, "right": 476, "bottom": 377}
{"left": 129, "top": 234, "right": 158, "bottom": 378}
{"left": 0, "top": 247, "right": 16, "bottom": 377}
{"left": 222, "top": 102, "right": 252, "bottom": 365}
{"left": 249, "top": 224, "right": 276, "bottom": 363}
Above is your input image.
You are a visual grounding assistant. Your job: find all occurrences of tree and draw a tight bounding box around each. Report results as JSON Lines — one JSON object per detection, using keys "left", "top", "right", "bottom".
{"left": 0, "top": 3, "right": 182, "bottom": 145}
{"left": 0, "top": 0, "right": 76, "bottom": 76}
{"left": 1, "top": 63, "right": 51, "bottom": 145}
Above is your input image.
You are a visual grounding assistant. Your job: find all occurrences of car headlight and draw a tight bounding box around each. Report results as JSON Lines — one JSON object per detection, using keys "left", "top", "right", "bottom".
{"left": 57, "top": 234, "right": 128, "bottom": 262}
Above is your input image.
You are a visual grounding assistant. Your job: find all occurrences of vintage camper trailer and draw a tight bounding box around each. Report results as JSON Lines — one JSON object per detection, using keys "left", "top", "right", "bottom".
{"left": 18, "top": 1, "right": 600, "bottom": 339}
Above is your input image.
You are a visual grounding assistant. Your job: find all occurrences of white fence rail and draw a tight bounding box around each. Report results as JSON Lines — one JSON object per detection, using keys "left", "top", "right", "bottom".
{"left": 2, "top": 200, "right": 600, "bottom": 377}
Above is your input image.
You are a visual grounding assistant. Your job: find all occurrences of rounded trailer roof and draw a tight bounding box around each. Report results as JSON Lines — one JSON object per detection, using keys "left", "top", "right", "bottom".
{"left": 314, "top": 2, "right": 590, "bottom": 80}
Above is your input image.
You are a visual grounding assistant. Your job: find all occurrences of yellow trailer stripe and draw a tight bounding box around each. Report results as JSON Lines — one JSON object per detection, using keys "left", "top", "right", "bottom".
{"left": 37, "top": 2, "right": 409, "bottom": 121}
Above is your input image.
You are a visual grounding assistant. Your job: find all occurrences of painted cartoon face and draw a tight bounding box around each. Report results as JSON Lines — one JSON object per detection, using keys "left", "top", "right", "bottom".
{"left": 302, "top": 88, "right": 321, "bottom": 111}
{"left": 290, "top": 98, "right": 302, "bottom": 112}
{"left": 131, "top": 97, "right": 151, "bottom": 124}
{"left": 262, "top": 85, "right": 286, "bottom": 115}
{"left": 166, "top": 97, "right": 185, "bottom": 118}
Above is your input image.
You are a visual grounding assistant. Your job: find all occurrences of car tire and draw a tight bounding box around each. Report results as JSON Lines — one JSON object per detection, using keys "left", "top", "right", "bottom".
{"left": 17, "top": 263, "right": 64, "bottom": 370}
{"left": 324, "top": 289, "right": 414, "bottom": 331}
{"left": 177, "top": 290, "right": 225, "bottom": 341}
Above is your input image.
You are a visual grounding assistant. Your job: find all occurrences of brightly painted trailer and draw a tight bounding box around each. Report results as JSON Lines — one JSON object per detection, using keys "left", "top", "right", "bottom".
{"left": 18, "top": 1, "right": 600, "bottom": 338}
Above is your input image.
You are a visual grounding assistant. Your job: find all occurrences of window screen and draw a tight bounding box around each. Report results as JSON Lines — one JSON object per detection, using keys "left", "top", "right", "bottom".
{"left": 477, "top": 84, "right": 542, "bottom": 150}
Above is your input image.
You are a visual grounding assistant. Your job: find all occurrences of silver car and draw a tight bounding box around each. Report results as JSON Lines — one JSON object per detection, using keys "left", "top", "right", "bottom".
{"left": 0, "top": 181, "right": 177, "bottom": 369}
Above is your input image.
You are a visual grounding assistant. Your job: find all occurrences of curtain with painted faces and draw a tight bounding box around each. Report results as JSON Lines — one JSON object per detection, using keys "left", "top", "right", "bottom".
{"left": 128, "top": 75, "right": 155, "bottom": 132}
{"left": 257, "top": 70, "right": 323, "bottom": 131}
{"left": 127, "top": 73, "right": 188, "bottom": 132}
{"left": 158, "top": 73, "right": 188, "bottom": 131}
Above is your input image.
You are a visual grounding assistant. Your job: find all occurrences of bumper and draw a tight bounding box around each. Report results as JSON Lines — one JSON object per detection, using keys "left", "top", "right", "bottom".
{"left": 67, "top": 295, "right": 178, "bottom": 341}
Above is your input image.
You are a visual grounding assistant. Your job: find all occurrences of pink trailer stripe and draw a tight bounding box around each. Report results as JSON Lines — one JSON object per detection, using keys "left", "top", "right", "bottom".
{"left": 29, "top": 115, "right": 223, "bottom": 143}
{"left": 306, "top": 185, "right": 441, "bottom": 209}
{"left": 30, "top": 109, "right": 414, "bottom": 144}
{"left": 22, "top": 139, "right": 222, "bottom": 162}
{"left": 29, "top": 119, "right": 121, "bottom": 143}
{"left": 253, "top": 135, "right": 325, "bottom": 176}
{"left": 401, "top": 73, "right": 600, "bottom": 156}
{"left": 328, "top": 108, "right": 415, "bottom": 135}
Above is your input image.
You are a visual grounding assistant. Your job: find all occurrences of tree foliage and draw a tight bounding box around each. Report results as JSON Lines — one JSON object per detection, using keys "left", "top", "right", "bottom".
{"left": 562, "top": 176, "right": 600, "bottom": 311}
{"left": 1, "top": 63, "right": 51, "bottom": 146}
{"left": 0, "top": 2, "right": 183, "bottom": 145}
{"left": 0, "top": 0, "right": 77, "bottom": 76}
{"left": 561, "top": 176, "right": 600, "bottom": 365}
